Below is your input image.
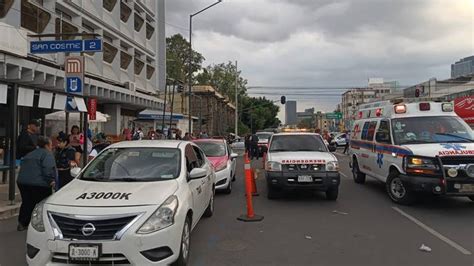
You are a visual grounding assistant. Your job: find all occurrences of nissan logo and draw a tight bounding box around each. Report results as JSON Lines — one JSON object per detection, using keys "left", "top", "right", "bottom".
{"left": 466, "top": 164, "right": 474, "bottom": 178}
{"left": 81, "top": 223, "right": 96, "bottom": 237}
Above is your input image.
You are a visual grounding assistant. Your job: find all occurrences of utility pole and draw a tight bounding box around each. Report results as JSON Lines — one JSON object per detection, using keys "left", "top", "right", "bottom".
{"left": 235, "top": 60, "right": 238, "bottom": 136}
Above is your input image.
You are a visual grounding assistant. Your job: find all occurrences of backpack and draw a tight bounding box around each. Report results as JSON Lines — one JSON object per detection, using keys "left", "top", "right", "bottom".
{"left": 132, "top": 131, "right": 140, "bottom": 140}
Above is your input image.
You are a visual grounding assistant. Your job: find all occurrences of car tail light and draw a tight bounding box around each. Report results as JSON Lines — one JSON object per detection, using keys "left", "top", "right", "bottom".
{"left": 394, "top": 104, "right": 406, "bottom": 114}
{"left": 419, "top": 102, "right": 430, "bottom": 111}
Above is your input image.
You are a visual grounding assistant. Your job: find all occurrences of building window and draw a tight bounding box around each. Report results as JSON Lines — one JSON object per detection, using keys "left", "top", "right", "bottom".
{"left": 134, "top": 58, "right": 144, "bottom": 75}
{"left": 20, "top": 0, "right": 51, "bottom": 33}
{"left": 55, "top": 18, "right": 78, "bottom": 40}
{"left": 103, "top": 42, "right": 118, "bottom": 64}
{"left": 146, "top": 64, "right": 155, "bottom": 79}
{"left": 146, "top": 23, "right": 154, "bottom": 40}
{"left": 120, "top": 51, "right": 132, "bottom": 69}
{"left": 0, "top": 0, "right": 13, "bottom": 18}
{"left": 120, "top": 1, "right": 131, "bottom": 22}
{"left": 134, "top": 13, "right": 144, "bottom": 31}
{"left": 103, "top": 0, "right": 117, "bottom": 12}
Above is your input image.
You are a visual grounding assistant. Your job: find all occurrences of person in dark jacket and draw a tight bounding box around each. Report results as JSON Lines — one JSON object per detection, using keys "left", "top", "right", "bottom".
{"left": 55, "top": 132, "right": 77, "bottom": 189}
{"left": 250, "top": 133, "right": 260, "bottom": 160}
{"left": 244, "top": 134, "right": 251, "bottom": 155}
{"left": 17, "top": 119, "right": 40, "bottom": 159}
{"left": 17, "top": 136, "right": 56, "bottom": 231}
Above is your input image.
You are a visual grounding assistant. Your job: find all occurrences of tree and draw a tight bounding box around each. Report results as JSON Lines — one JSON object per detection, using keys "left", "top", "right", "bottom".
{"left": 166, "top": 34, "right": 205, "bottom": 82}
{"left": 240, "top": 96, "right": 280, "bottom": 133}
{"left": 297, "top": 118, "right": 313, "bottom": 129}
{"left": 196, "top": 61, "right": 247, "bottom": 103}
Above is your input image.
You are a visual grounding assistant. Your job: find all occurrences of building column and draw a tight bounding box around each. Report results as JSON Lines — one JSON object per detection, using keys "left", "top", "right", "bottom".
{"left": 104, "top": 104, "right": 121, "bottom": 136}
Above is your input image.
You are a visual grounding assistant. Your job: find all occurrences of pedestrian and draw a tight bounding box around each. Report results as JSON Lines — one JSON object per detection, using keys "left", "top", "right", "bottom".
{"left": 89, "top": 134, "right": 110, "bottom": 160}
{"left": 69, "top": 125, "right": 82, "bottom": 153}
{"left": 147, "top": 127, "right": 157, "bottom": 140}
{"left": 122, "top": 128, "right": 132, "bottom": 141}
{"left": 133, "top": 127, "right": 144, "bottom": 140}
{"left": 343, "top": 131, "right": 351, "bottom": 154}
{"left": 55, "top": 132, "right": 77, "bottom": 189}
{"left": 244, "top": 134, "right": 251, "bottom": 155}
{"left": 201, "top": 131, "right": 209, "bottom": 139}
{"left": 250, "top": 133, "right": 260, "bottom": 160}
{"left": 183, "top": 132, "right": 191, "bottom": 140}
{"left": 175, "top": 130, "right": 182, "bottom": 140}
{"left": 17, "top": 119, "right": 40, "bottom": 159}
{"left": 17, "top": 136, "right": 56, "bottom": 231}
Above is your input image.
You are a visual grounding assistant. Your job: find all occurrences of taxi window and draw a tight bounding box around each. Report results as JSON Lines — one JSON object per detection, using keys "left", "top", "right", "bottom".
{"left": 192, "top": 145, "right": 205, "bottom": 167}
{"left": 185, "top": 144, "right": 199, "bottom": 172}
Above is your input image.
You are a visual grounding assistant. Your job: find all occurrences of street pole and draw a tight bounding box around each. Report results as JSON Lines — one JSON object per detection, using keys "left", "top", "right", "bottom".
{"left": 235, "top": 60, "right": 238, "bottom": 136}
{"left": 8, "top": 84, "right": 18, "bottom": 204}
{"left": 188, "top": 15, "right": 193, "bottom": 134}
{"left": 161, "top": 84, "right": 167, "bottom": 132}
{"left": 169, "top": 82, "right": 176, "bottom": 133}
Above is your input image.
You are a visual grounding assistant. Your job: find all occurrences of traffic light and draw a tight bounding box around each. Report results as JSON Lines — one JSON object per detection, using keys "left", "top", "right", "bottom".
{"left": 280, "top": 96, "right": 286, "bottom": 104}
{"left": 415, "top": 88, "right": 420, "bottom": 97}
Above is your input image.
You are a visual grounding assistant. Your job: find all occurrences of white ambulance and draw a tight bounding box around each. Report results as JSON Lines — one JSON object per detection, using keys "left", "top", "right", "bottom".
{"left": 350, "top": 100, "right": 474, "bottom": 205}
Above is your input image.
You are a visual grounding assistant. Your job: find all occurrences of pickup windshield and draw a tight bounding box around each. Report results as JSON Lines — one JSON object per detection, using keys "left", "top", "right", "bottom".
{"left": 80, "top": 148, "right": 181, "bottom": 182}
{"left": 269, "top": 135, "right": 327, "bottom": 152}
{"left": 256, "top": 133, "right": 273, "bottom": 141}
{"left": 391, "top": 116, "right": 474, "bottom": 145}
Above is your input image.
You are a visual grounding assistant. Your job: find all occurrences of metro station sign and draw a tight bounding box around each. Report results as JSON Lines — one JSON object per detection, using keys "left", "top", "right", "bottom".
{"left": 30, "top": 39, "right": 102, "bottom": 54}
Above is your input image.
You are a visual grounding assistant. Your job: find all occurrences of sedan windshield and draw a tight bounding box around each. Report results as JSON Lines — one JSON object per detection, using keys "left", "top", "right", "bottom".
{"left": 256, "top": 133, "right": 273, "bottom": 141}
{"left": 392, "top": 116, "right": 474, "bottom": 145}
{"left": 80, "top": 148, "right": 181, "bottom": 182}
{"left": 269, "top": 135, "right": 327, "bottom": 152}
{"left": 195, "top": 142, "right": 226, "bottom": 157}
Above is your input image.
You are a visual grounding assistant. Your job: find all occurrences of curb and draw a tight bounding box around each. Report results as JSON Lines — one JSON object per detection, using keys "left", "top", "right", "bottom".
{"left": 0, "top": 203, "right": 21, "bottom": 220}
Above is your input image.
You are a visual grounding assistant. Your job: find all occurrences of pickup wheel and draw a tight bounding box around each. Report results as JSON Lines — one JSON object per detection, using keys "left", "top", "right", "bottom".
{"left": 352, "top": 159, "right": 366, "bottom": 184}
{"left": 267, "top": 185, "right": 281, "bottom": 200}
{"left": 203, "top": 188, "right": 215, "bottom": 217}
{"left": 386, "top": 171, "right": 416, "bottom": 205}
{"left": 326, "top": 187, "right": 339, "bottom": 200}
{"left": 468, "top": 196, "right": 474, "bottom": 202}
{"left": 172, "top": 217, "right": 191, "bottom": 266}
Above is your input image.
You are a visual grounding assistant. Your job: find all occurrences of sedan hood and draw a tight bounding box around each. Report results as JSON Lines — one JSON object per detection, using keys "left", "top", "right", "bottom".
{"left": 46, "top": 179, "right": 179, "bottom": 207}
{"left": 207, "top": 156, "right": 228, "bottom": 168}
{"left": 268, "top": 151, "right": 337, "bottom": 164}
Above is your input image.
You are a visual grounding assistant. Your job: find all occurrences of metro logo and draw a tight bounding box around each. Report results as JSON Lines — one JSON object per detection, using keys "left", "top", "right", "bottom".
{"left": 281, "top": 159, "right": 326, "bottom": 164}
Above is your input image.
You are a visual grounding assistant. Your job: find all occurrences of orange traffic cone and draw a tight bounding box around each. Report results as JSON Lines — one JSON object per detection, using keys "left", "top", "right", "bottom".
{"left": 237, "top": 153, "right": 263, "bottom": 222}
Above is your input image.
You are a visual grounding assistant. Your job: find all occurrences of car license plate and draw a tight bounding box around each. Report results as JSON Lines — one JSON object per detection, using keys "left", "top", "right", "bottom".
{"left": 298, "top": 175, "right": 313, "bottom": 182}
{"left": 459, "top": 184, "right": 474, "bottom": 193}
{"left": 68, "top": 244, "right": 100, "bottom": 261}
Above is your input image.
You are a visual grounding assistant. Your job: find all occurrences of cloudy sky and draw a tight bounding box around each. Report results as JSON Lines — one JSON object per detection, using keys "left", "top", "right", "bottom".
{"left": 165, "top": 0, "right": 473, "bottom": 120}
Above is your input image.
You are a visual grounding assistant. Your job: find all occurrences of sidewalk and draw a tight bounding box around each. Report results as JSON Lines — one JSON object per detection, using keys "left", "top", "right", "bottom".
{"left": 0, "top": 181, "right": 21, "bottom": 220}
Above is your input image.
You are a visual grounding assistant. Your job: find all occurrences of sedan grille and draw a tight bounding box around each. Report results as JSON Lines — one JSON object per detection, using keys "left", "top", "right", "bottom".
{"left": 50, "top": 213, "right": 138, "bottom": 240}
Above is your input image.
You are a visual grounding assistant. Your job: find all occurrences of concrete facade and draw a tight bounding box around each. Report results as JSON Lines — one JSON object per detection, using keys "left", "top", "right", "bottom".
{"left": 451, "top": 56, "right": 474, "bottom": 78}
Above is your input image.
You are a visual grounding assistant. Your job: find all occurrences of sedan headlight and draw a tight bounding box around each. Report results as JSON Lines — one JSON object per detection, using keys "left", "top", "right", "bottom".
{"left": 404, "top": 156, "right": 441, "bottom": 176}
{"left": 137, "top": 195, "right": 178, "bottom": 234}
{"left": 31, "top": 201, "right": 45, "bottom": 232}
{"left": 326, "top": 161, "right": 339, "bottom": 171}
{"left": 266, "top": 161, "right": 282, "bottom": 171}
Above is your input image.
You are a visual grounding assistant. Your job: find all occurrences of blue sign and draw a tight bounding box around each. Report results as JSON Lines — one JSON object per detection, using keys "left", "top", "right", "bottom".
{"left": 31, "top": 40, "right": 83, "bottom": 54}
{"left": 66, "top": 77, "right": 82, "bottom": 94}
{"left": 66, "top": 96, "right": 78, "bottom": 112}
{"left": 30, "top": 39, "right": 103, "bottom": 54}
{"left": 84, "top": 39, "right": 102, "bottom": 52}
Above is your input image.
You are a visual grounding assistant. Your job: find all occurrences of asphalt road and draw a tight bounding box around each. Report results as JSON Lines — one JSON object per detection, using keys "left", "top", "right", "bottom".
{"left": 1, "top": 149, "right": 472, "bottom": 266}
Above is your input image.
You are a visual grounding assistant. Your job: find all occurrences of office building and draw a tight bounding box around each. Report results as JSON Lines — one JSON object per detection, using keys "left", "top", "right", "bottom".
{"left": 285, "top": 100, "right": 297, "bottom": 125}
{"left": 451, "top": 56, "right": 474, "bottom": 78}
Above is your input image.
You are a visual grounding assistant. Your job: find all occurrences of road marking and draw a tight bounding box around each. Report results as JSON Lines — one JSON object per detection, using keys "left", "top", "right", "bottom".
{"left": 392, "top": 206, "right": 472, "bottom": 255}
{"left": 340, "top": 172, "right": 348, "bottom": 178}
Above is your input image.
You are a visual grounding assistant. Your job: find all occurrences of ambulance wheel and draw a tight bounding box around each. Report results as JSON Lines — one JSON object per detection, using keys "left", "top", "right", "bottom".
{"left": 468, "top": 196, "right": 474, "bottom": 202}
{"left": 326, "top": 187, "right": 339, "bottom": 200}
{"left": 172, "top": 217, "right": 191, "bottom": 266}
{"left": 352, "top": 159, "right": 366, "bottom": 184}
{"left": 386, "top": 171, "right": 416, "bottom": 205}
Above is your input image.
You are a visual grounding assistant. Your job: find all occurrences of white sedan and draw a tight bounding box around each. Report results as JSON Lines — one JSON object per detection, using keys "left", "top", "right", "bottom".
{"left": 26, "top": 140, "right": 215, "bottom": 266}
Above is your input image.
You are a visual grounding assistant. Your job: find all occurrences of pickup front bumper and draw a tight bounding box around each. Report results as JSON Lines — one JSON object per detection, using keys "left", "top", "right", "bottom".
{"left": 266, "top": 171, "right": 340, "bottom": 191}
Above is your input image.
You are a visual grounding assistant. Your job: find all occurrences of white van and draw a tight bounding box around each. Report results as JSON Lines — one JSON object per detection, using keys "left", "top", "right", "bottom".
{"left": 350, "top": 100, "right": 474, "bottom": 205}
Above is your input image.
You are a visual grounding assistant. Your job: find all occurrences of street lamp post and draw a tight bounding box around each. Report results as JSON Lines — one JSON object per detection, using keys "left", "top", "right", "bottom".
{"left": 188, "top": 0, "right": 222, "bottom": 134}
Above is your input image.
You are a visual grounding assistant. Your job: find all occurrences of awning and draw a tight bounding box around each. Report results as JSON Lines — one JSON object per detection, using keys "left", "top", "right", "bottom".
{"left": 46, "top": 110, "right": 109, "bottom": 122}
{"left": 0, "top": 84, "right": 7, "bottom": 104}
{"left": 18, "top": 87, "right": 34, "bottom": 107}
{"left": 38, "top": 91, "right": 53, "bottom": 109}
{"left": 139, "top": 109, "right": 198, "bottom": 120}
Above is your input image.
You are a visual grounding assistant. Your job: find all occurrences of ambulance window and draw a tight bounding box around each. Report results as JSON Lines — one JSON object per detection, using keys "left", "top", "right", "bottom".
{"left": 366, "top": 121, "right": 377, "bottom": 141}
{"left": 361, "top": 122, "right": 370, "bottom": 140}
{"left": 376, "top": 120, "right": 392, "bottom": 144}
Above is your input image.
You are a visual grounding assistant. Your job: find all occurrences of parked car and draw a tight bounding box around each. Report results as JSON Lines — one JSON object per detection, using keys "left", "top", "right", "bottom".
{"left": 26, "top": 140, "right": 215, "bottom": 265}
{"left": 194, "top": 139, "right": 238, "bottom": 194}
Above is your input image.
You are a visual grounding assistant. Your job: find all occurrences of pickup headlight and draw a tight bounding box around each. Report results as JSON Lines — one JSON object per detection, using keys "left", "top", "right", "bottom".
{"left": 137, "top": 195, "right": 178, "bottom": 234}
{"left": 31, "top": 201, "right": 45, "bottom": 232}
{"left": 326, "top": 161, "right": 339, "bottom": 171}
{"left": 404, "top": 156, "right": 441, "bottom": 176}
{"left": 266, "top": 161, "right": 282, "bottom": 171}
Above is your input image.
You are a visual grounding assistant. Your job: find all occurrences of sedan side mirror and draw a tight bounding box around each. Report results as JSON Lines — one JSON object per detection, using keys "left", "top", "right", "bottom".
{"left": 230, "top": 153, "right": 238, "bottom": 159}
{"left": 189, "top": 168, "right": 207, "bottom": 180}
{"left": 328, "top": 145, "right": 337, "bottom": 152}
{"left": 70, "top": 167, "right": 82, "bottom": 178}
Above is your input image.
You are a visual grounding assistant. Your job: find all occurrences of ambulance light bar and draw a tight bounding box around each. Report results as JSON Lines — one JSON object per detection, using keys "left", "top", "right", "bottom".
{"left": 442, "top": 103, "right": 453, "bottom": 112}
{"left": 394, "top": 104, "right": 406, "bottom": 114}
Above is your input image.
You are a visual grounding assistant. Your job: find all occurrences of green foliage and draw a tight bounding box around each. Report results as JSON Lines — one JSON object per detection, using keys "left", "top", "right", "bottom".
{"left": 166, "top": 34, "right": 205, "bottom": 82}
{"left": 196, "top": 61, "right": 247, "bottom": 103}
{"left": 297, "top": 118, "right": 313, "bottom": 129}
{"left": 240, "top": 97, "right": 280, "bottom": 133}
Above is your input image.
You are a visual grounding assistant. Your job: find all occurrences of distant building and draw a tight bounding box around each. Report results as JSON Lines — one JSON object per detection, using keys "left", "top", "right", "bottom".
{"left": 451, "top": 56, "right": 474, "bottom": 78}
{"left": 285, "top": 101, "right": 297, "bottom": 125}
{"left": 296, "top": 108, "right": 315, "bottom": 123}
